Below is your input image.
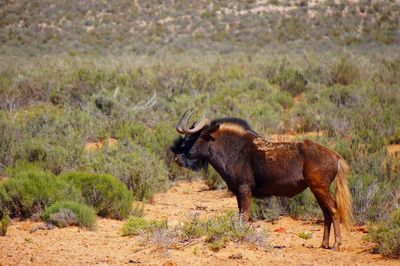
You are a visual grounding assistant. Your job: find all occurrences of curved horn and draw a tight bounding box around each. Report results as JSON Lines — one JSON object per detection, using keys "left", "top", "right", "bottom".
{"left": 175, "top": 109, "right": 189, "bottom": 134}
{"left": 182, "top": 110, "right": 209, "bottom": 134}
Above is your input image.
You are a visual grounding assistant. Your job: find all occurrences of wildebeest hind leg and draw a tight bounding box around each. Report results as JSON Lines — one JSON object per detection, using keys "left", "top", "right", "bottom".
{"left": 236, "top": 184, "right": 252, "bottom": 223}
{"left": 316, "top": 198, "right": 332, "bottom": 249}
{"left": 310, "top": 188, "right": 341, "bottom": 250}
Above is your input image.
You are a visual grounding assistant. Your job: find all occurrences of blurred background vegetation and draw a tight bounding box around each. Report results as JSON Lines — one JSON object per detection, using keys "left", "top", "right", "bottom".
{"left": 0, "top": 1, "right": 399, "bottom": 252}
{"left": 0, "top": 0, "right": 399, "bottom": 55}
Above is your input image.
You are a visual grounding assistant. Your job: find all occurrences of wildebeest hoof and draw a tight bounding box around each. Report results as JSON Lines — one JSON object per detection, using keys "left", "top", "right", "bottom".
{"left": 320, "top": 244, "right": 330, "bottom": 249}
{"left": 331, "top": 244, "right": 340, "bottom": 251}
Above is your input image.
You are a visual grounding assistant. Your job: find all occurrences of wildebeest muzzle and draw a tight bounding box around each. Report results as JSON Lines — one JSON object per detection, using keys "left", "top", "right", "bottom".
{"left": 173, "top": 153, "right": 204, "bottom": 171}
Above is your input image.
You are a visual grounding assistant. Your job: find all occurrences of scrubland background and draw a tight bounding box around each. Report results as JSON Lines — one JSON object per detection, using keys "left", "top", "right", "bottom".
{"left": 0, "top": 0, "right": 399, "bottom": 258}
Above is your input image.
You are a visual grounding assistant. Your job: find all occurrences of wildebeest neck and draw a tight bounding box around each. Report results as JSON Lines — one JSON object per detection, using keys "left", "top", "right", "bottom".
{"left": 206, "top": 127, "right": 257, "bottom": 188}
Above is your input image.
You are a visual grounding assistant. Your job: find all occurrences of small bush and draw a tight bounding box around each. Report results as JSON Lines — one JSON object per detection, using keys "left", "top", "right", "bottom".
{"left": 251, "top": 197, "right": 285, "bottom": 221}
{"left": 61, "top": 172, "right": 133, "bottom": 219}
{"left": 0, "top": 214, "right": 11, "bottom": 236}
{"left": 131, "top": 201, "right": 145, "bottom": 217}
{"left": 182, "top": 212, "right": 268, "bottom": 251}
{"left": 42, "top": 201, "right": 96, "bottom": 230}
{"left": 272, "top": 68, "right": 308, "bottom": 96}
{"left": 202, "top": 166, "right": 225, "bottom": 190}
{"left": 367, "top": 209, "right": 400, "bottom": 258}
{"left": 121, "top": 216, "right": 166, "bottom": 236}
{"left": 330, "top": 55, "right": 360, "bottom": 85}
{"left": 82, "top": 142, "right": 168, "bottom": 200}
{"left": 298, "top": 231, "right": 313, "bottom": 240}
{"left": 49, "top": 209, "right": 79, "bottom": 228}
{"left": 288, "top": 189, "right": 322, "bottom": 220}
{"left": 0, "top": 167, "right": 82, "bottom": 218}
{"left": 251, "top": 191, "right": 321, "bottom": 221}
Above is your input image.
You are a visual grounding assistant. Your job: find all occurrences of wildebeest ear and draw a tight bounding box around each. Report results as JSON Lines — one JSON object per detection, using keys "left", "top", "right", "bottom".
{"left": 201, "top": 124, "right": 220, "bottom": 141}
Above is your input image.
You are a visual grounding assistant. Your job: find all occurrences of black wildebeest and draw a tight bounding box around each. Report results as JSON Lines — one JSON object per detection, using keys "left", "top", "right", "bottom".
{"left": 170, "top": 110, "right": 352, "bottom": 250}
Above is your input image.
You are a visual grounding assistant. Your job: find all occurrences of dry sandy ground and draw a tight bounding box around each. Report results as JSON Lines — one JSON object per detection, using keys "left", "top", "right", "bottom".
{"left": 1, "top": 181, "right": 399, "bottom": 266}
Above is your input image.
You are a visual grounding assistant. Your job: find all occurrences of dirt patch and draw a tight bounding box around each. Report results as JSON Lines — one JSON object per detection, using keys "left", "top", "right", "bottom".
{"left": 388, "top": 144, "right": 400, "bottom": 156}
{"left": 84, "top": 138, "right": 118, "bottom": 152}
{"left": 144, "top": 181, "right": 237, "bottom": 222}
{"left": 0, "top": 181, "right": 397, "bottom": 266}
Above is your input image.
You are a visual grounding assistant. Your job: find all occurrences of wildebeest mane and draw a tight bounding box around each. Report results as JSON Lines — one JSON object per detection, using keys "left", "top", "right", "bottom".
{"left": 210, "top": 117, "right": 252, "bottom": 130}
{"left": 211, "top": 117, "right": 259, "bottom": 136}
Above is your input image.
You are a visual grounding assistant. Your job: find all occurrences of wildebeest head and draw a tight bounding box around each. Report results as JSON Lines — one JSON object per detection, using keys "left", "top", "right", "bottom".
{"left": 170, "top": 110, "right": 218, "bottom": 171}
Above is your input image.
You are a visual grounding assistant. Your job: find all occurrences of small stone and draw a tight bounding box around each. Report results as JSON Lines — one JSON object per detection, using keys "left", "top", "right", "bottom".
{"left": 274, "top": 227, "right": 287, "bottom": 233}
{"left": 162, "top": 260, "right": 177, "bottom": 266}
{"left": 229, "top": 253, "right": 243, "bottom": 259}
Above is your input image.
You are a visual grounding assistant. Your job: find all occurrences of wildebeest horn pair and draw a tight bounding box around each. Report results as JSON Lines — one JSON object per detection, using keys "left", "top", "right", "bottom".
{"left": 175, "top": 110, "right": 209, "bottom": 134}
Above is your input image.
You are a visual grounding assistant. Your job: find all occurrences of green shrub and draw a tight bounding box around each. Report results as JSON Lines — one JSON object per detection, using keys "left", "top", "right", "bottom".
{"left": 61, "top": 172, "right": 132, "bottom": 219}
{"left": 329, "top": 55, "right": 360, "bottom": 85}
{"left": 130, "top": 201, "right": 145, "bottom": 217}
{"left": 0, "top": 167, "right": 82, "bottom": 218}
{"left": 113, "top": 122, "right": 179, "bottom": 181}
{"left": 271, "top": 67, "right": 308, "bottom": 96}
{"left": 5, "top": 162, "right": 44, "bottom": 177}
{"left": 0, "top": 113, "right": 19, "bottom": 168}
{"left": 182, "top": 211, "right": 268, "bottom": 251}
{"left": 277, "top": 16, "right": 308, "bottom": 42}
{"left": 298, "top": 231, "right": 313, "bottom": 240}
{"left": 251, "top": 197, "right": 285, "bottom": 221}
{"left": 210, "top": 78, "right": 286, "bottom": 132}
{"left": 202, "top": 166, "right": 225, "bottom": 190}
{"left": 42, "top": 201, "right": 96, "bottom": 230}
{"left": 251, "top": 190, "right": 321, "bottom": 222}
{"left": 82, "top": 142, "right": 168, "bottom": 200}
{"left": 367, "top": 209, "right": 400, "bottom": 258}
{"left": 121, "top": 216, "right": 166, "bottom": 236}
{"left": 0, "top": 213, "right": 11, "bottom": 236}
{"left": 288, "top": 189, "right": 322, "bottom": 220}
{"left": 0, "top": 105, "right": 87, "bottom": 175}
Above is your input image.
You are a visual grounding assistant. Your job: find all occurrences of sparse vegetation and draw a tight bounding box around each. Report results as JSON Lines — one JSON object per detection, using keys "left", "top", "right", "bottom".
{"left": 0, "top": 166, "right": 83, "bottom": 219}
{"left": 82, "top": 141, "right": 169, "bottom": 201}
{"left": 0, "top": 50, "right": 398, "bottom": 226}
{"left": 0, "top": 2, "right": 398, "bottom": 258}
{"left": 42, "top": 201, "right": 96, "bottom": 230}
{"left": 121, "top": 216, "right": 166, "bottom": 236}
{"left": 121, "top": 212, "right": 268, "bottom": 251}
{"left": 61, "top": 172, "right": 133, "bottom": 219}
{"left": 202, "top": 167, "right": 226, "bottom": 190}
{"left": 0, "top": 50, "right": 398, "bottom": 227}
{"left": 298, "top": 231, "right": 313, "bottom": 240}
{"left": 0, "top": 214, "right": 11, "bottom": 236}
{"left": 182, "top": 212, "right": 268, "bottom": 251}
{"left": 0, "top": 1, "right": 398, "bottom": 55}
{"left": 367, "top": 209, "right": 400, "bottom": 258}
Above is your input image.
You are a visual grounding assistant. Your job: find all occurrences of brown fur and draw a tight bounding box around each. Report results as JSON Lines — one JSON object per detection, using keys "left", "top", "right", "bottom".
{"left": 218, "top": 123, "right": 248, "bottom": 136}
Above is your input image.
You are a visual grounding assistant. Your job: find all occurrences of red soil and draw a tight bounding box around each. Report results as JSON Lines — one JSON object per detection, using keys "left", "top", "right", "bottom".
{"left": 1, "top": 181, "right": 398, "bottom": 266}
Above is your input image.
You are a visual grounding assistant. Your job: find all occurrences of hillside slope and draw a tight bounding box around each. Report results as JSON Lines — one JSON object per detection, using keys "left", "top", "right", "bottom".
{"left": 1, "top": 0, "right": 399, "bottom": 55}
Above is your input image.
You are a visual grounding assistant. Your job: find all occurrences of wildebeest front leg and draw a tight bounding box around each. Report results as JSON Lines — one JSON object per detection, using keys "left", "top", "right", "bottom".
{"left": 237, "top": 185, "right": 252, "bottom": 223}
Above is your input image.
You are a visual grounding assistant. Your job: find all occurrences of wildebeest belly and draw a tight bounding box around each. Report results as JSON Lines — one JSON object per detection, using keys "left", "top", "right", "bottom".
{"left": 252, "top": 138, "right": 307, "bottom": 198}
{"left": 253, "top": 176, "right": 307, "bottom": 197}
